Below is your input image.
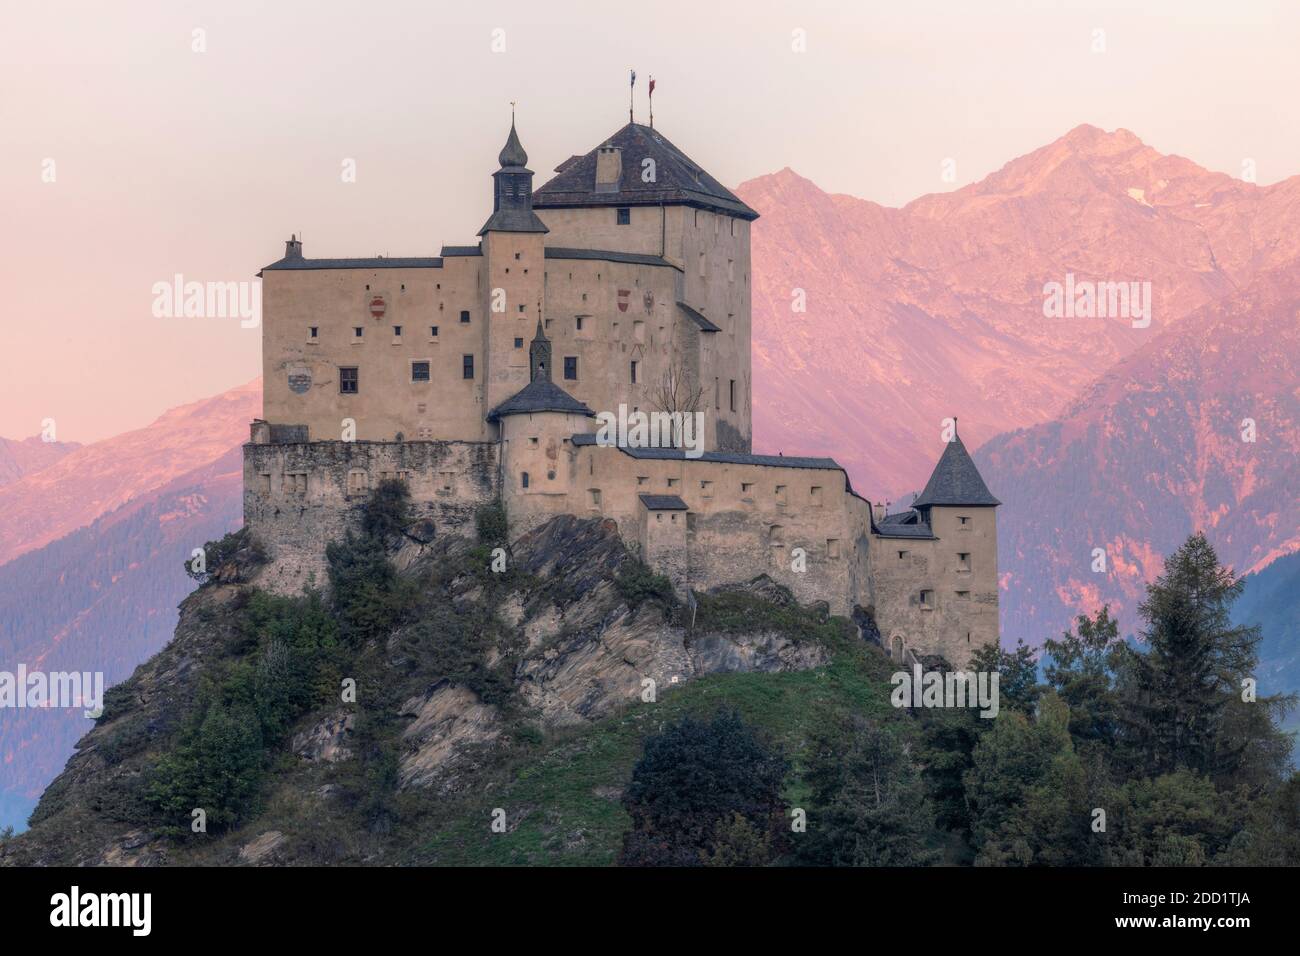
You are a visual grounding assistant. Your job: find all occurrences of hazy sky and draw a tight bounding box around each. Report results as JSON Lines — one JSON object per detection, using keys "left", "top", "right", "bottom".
{"left": 3, "top": 0, "right": 1296, "bottom": 442}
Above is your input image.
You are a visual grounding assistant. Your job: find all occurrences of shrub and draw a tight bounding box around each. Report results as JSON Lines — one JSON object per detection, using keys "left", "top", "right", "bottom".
{"left": 615, "top": 559, "right": 675, "bottom": 607}
{"left": 184, "top": 527, "right": 263, "bottom": 585}
{"left": 362, "top": 479, "right": 412, "bottom": 541}
{"left": 476, "top": 501, "right": 509, "bottom": 547}
{"left": 148, "top": 699, "right": 265, "bottom": 832}
{"left": 619, "top": 710, "right": 789, "bottom": 866}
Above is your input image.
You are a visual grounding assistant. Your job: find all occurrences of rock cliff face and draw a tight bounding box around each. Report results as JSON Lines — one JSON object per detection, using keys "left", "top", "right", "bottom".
{"left": 1, "top": 514, "right": 837, "bottom": 866}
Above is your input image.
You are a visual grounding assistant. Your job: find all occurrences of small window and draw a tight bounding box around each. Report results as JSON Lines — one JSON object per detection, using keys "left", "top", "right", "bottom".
{"left": 958, "top": 515, "right": 971, "bottom": 527}
{"left": 741, "top": 482, "right": 754, "bottom": 494}
{"left": 616, "top": 207, "right": 630, "bottom": 225}
{"left": 957, "top": 552, "right": 971, "bottom": 571}
{"left": 637, "top": 476, "right": 648, "bottom": 486}
{"left": 521, "top": 472, "right": 530, "bottom": 489}
{"left": 700, "top": 480, "right": 713, "bottom": 498}
{"left": 729, "top": 380, "right": 737, "bottom": 412}
{"left": 353, "top": 327, "right": 363, "bottom": 339}
{"left": 630, "top": 360, "right": 638, "bottom": 383}
{"left": 462, "top": 355, "right": 474, "bottom": 379}
{"left": 393, "top": 325, "right": 402, "bottom": 337}
{"left": 339, "top": 367, "right": 358, "bottom": 393}
{"left": 460, "top": 310, "right": 471, "bottom": 324}
{"left": 956, "top": 590, "right": 971, "bottom": 600}
{"left": 920, "top": 589, "right": 935, "bottom": 609}
{"left": 308, "top": 326, "right": 318, "bottom": 339}
{"left": 411, "top": 361, "right": 430, "bottom": 382}
{"left": 898, "top": 550, "right": 909, "bottom": 560}
{"left": 514, "top": 337, "right": 524, "bottom": 348}
{"left": 564, "top": 356, "right": 578, "bottom": 380}
{"left": 430, "top": 325, "right": 439, "bottom": 337}
{"left": 576, "top": 316, "right": 585, "bottom": 331}
{"left": 810, "top": 485, "right": 823, "bottom": 506}
{"left": 589, "top": 488, "right": 602, "bottom": 508}
{"left": 667, "top": 478, "right": 679, "bottom": 488}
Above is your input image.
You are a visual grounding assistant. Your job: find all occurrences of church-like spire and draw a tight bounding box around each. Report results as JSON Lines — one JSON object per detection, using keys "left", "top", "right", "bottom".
{"left": 529, "top": 319, "right": 551, "bottom": 383}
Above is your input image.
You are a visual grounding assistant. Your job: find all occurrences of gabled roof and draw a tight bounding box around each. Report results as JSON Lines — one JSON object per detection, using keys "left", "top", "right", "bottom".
{"left": 533, "top": 123, "right": 758, "bottom": 221}
{"left": 639, "top": 494, "right": 688, "bottom": 511}
{"left": 486, "top": 380, "right": 595, "bottom": 423}
{"left": 912, "top": 434, "right": 1001, "bottom": 508}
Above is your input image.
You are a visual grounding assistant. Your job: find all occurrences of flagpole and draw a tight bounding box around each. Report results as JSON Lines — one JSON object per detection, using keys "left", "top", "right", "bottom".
{"left": 629, "top": 69, "right": 635, "bottom": 123}
{"left": 649, "top": 76, "right": 654, "bottom": 128}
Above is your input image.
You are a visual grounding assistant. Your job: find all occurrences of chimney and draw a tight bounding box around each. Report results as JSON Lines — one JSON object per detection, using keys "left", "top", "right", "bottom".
{"left": 285, "top": 234, "right": 303, "bottom": 259}
{"left": 594, "top": 145, "right": 622, "bottom": 193}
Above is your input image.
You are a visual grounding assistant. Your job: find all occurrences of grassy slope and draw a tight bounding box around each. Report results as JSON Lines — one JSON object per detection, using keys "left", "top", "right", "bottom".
{"left": 406, "top": 634, "right": 899, "bottom": 866}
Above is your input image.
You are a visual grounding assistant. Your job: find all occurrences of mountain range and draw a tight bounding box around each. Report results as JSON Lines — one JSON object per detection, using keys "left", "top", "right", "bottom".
{"left": 737, "top": 124, "right": 1300, "bottom": 499}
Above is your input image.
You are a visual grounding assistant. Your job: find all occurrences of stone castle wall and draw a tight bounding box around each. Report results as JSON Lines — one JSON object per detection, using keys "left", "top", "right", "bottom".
{"left": 244, "top": 439, "right": 500, "bottom": 594}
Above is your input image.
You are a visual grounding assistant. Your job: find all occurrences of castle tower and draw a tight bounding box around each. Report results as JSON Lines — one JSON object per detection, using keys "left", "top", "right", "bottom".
{"left": 911, "top": 424, "right": 1001, "bottom": 662}
{"left": 530, "top": 123, "right": 760, "bottom": 452}
{"left": 490, "top": 321, "right": 595, "bottom": 535}
{"left": 479, "top": 116, "right": 549, "bottom": 417}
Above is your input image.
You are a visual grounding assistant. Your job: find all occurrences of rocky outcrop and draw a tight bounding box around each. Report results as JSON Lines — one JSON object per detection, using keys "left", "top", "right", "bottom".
{"left": 2, "top": 514, "right": 841, "bottom": 866}
{"left": 392, "top": 517, "right": 829, "bottom": 788}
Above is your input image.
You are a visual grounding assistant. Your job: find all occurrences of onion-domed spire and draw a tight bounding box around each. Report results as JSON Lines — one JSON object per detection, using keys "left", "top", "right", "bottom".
{"left": 498, "top": 116, "right": 528, "bottom": 169}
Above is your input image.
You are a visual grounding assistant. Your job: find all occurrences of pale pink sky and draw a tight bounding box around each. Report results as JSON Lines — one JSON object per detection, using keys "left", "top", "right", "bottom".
{"left": 2, "top": 0, "right": 1296, "bottom": 442}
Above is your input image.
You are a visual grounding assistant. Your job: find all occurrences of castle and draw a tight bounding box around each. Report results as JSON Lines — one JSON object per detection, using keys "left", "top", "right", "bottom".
{"left": 244, "top": 116, "right": 1001, "bottom": 665}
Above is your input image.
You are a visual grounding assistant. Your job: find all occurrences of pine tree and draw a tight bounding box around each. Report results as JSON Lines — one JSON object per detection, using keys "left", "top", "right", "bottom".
{"left": 799, "top": 716, "right": 938, "bottom": 866}
{"left": 1043, "top": 607, "right": 1126, "bottom": 766}
{"left": 1120, "top": 532, "right": 1291, "bottom": 780}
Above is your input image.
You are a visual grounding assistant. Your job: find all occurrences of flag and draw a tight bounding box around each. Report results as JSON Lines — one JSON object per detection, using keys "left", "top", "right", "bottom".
{"left": 649, "top": 77, "right": 656, "bottom": 96}
{"left": 630, "top": 69, "right": 636, "bottom": 88}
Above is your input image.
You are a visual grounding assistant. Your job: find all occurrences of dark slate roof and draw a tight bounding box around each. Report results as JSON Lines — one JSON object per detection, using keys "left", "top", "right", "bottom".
{"left": 874, "top": 511, "right": 936, "bottom": 539}
{"left": 261, "top": 256, "right": 442, "bottom": 273}
{"left": 678, "top": 301, "right": 720, "bottom": 333}
{"left": 912, "top": 435, "right": 1001, "bottom": 508}
{"left": 544, "top": 247, "right": 680, "bottom": 270}
{"left": 440, "top": 245, "right": 481, "bottom": 257}
{"left": 486, "top": 380, "right": 595, "bottom": 423}
{"left": 570, "top": 434, "right": 839, "bottom": 470}
{"left": 639, "top": 494, "right": 688, "bottom": 511}
{"left": 478, "top": 206, "right": 549, "bottom": 236}
{"left": 533, "top": 123, "right": 758, "bottom": 220}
